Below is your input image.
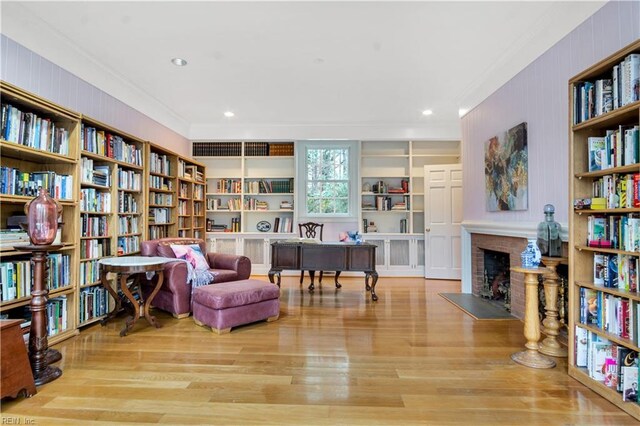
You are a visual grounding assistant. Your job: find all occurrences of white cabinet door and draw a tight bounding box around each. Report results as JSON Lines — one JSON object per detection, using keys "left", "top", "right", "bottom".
{"left": 424, "top": 165, "right": 462, "bottom": 279}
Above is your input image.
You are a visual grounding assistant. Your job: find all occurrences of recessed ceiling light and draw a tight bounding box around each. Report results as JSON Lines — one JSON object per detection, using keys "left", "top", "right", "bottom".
{"left": 459, "top": 108, "right": 469, "bottom": 117}
{"left": 224, "top": 111, "right": 235, "bottom": 118}
{"left": 171, "top": 58, "right": 188, "bottom": 67}
{"left": 422, "top": 109, "right": 433, "bottom": 116}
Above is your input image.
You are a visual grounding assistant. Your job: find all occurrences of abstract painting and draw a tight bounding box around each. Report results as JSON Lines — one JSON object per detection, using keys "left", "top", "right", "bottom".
{"left": 485, "top": 122, "right": 528, "bottom": 211}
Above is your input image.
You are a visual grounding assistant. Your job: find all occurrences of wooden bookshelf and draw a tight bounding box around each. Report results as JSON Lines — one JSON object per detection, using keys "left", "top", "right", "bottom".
{"left": 568, "top": 40, "right": 640, "bottom": 421}
{"left": 0, "top": 81, "right": 80, "bottom": 345}
{"left": 77, "top": 115, "right": 146, "bottom": 327}
{"left": 177, "top": 157, "right": 206, "bottom": 239}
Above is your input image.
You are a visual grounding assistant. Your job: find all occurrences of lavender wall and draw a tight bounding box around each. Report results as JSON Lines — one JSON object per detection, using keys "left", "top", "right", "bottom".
{"left": 461, "top": 1, "right": 640, "bottom": 225}
{"left": 0, "top": 35, "right": 190, "bottom": 157}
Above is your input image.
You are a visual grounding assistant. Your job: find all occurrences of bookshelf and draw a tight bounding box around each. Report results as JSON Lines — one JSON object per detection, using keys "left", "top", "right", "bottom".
{"left": 568, "top": 40, "right": 640, "bottom": 420}
{"left": 360, "top": 140, "right": 459, "bottom": 235}
{"left": 146, "top": 143, "right": 178, "bottom": 240}
{"left": 0, "top": 81, "right": 80, "bottom": 345}
{"left": 177, "top": 157, "right": 206, "bottom": 239}
{"left": 78, "top": 115, "right": 145, "bottom": 327}
{"left": 195, "top": 141, "right": 295, "bottom": 234}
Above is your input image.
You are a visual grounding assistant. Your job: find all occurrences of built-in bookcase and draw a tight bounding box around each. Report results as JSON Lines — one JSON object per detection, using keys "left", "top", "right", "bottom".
{"left": 78, "top": 115, "right": 145, "bottom": 327}
{"left": 194, "top": 141, "right": 295, "bottom": 234}
{"left": 147, "top": 143, "right": 179, "bottom": 240}
{"left": 177, "top": 157, "right": 206, "bottom": 239}
{"left": 568, "top": 40, "right": 640, "bottom": 421}
{"left": 0, "top": 81, "right": 80, "bottom": 345}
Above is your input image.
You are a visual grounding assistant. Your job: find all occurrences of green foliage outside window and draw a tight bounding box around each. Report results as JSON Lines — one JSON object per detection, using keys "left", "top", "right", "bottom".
{"left": 306, "top": 147, "right": 349, "bottom": 214}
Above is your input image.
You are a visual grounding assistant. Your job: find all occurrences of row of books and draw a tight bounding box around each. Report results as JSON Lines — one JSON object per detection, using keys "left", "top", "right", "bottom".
{"left": 149, "top": 175, "right": 173, "bottom": 191}
{"left": 588, "top": 126, "right": 639, "bottom": 171}
{"left": 593, "top": 253, "right": 638, "bottom": 290}
{"left": 586, "top": 214, "right": 639, "bottom": 252}
{"left": 0, "top": 254, "right": 71, "bottom": 302}
{"left": 79, "top": 259, "right": 101, "bottom": 286}
{"left": 244, "top": 198, "right": 270, "bottom": 211}
{"left": 80, "top": 189, "right": 111, "bottom": 213}
{"left": 0, "top": 167, "right": 74, "bottom": 200}
{"left": 193, "top": 142, "right": 242, "bottom": 157}
{"left": 245, "top": 179, "right": 294, "bottom": 194}
{"left": 118, "top": 236, "right": 140, "bottom": 255}
{"left": 80, "top": 158, "right": 111, "bottom": 187}
{"left": 193, "top": 202, "right": 203, "bottom": 215}
{"left": 81, "top": 125, "right": 143, "bottom": 166}
{"left": 150, "top": 193, "right": 173, "bottom": 206}
{"left": 81, "top": 239, "right": 110, "bottom": 259}
{"left": 149, "top": 152, "right": 171, "bottom": 175}
{"left": 149, "top": 208, "right": 170, "bottom": 224}
{"left": 119, "top": 192, "right": 138, "bottom": 213}
{"left": 581, "top": 288, "right": 637, "bottom": 340}
{"left": 209, "top": 179, "right": 242, "bottom": 194}
{"left": 273, "top": 217, "right": 292, "bottom": 233}
{"left": 118, "top": 216, "right": 139, "bottom": 235}
{"left": 78, "top": 286, "right": 109, "bottom": 324}
{"left": 47, "top": 296, "right": 68, "bottom": 336}
{"left": 575, "top": 327, "right": 639, "bottom": 402}
{"left": 179, "top": 183, "right": 190, "bottom": 198}
{"left": 81, "top": 214, "right": 109, "bottom": 237}
{"left": 207, "top": 198, "right": 243, "bottom": 211}
{"left": 178, "top": 217, "right": 190, "bottom": 229}
{"left": 590, "top": 173, "right": 639, "bottom": 209}
{"left": 2, "top": 103, "right": 70, "bottom": 156}
{"left": 178, "top": 200, "right": 190, "bottom": 215}
{"left": 117, "top": 169, "right": 142, "bottom": 191}
{"left": 245, "top": 142, "right": 294, "bottom": 156}
{"left": 148, "top": 225, "right": 169, "bottom": 240}
{"left": 193, "top": 185, "right": 204, "bottom": 199}
{"left": 573, "top": 53, "right": 640, "bottom": 125}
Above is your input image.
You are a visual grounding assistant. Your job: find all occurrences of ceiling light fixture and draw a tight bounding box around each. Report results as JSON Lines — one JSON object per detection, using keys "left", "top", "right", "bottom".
{"left": 224, "top": 111, "right": 235, "bottom": 118}
{"left": 422, "top": 109, "right": 433, "bottom": 116}
{"left": 171, "top": 58, "right": 188, "bottom": 67}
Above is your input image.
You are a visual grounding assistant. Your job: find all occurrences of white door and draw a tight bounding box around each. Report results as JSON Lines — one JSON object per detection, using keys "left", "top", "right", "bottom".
{"left": 424, "top": 165, "right": 462, "bottom": 279}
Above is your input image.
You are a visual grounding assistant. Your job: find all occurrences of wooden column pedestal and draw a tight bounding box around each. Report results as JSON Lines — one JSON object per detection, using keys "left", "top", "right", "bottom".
{"left": 15, "top": 244, "right": 63, "bottom": 386}
{"left": 539, "top": 256, "right": 568, "bottom": 358}
{"left": 510, "top": 266, "right": 556, "bottom": 369}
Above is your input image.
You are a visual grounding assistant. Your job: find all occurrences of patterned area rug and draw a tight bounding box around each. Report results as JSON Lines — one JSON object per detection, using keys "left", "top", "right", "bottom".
{"left": 439, "top": 293, "right": 517, "bottom": 320}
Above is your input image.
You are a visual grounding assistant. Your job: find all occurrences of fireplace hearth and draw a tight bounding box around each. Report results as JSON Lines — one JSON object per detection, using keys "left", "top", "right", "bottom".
{"left": 479, "top": 249, "right": 511, "bottom": 312}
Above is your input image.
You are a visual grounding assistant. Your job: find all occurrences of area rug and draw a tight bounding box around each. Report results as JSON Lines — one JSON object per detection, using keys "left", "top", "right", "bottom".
{"left": 439, "top": 293, "right": 517, "bottom": 320}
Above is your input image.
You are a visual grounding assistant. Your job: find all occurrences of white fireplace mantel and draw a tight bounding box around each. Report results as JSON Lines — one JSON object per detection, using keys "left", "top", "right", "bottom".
{"left": 460, "top": 220, "right": 568, "bottom": 293}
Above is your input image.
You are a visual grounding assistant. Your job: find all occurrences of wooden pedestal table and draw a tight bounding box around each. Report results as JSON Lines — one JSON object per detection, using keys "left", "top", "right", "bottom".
{"left": 99, "top": 256, "right": 172, "bottom": 337}
{"left": 539, "top": 256, "right": 568, "bottom": 358}
{"left": 510, "top": 266, "right": 556, "bottom": 369}
{"left": 14, "top": 244, "right": 63, "bottom": 386}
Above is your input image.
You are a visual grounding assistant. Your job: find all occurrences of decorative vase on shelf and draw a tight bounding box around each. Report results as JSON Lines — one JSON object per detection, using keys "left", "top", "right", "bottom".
{"left": 24, "top": 187, "right": 62, "bottom": 245}
{"left": 521, "top": 239, "right": 542, "bottom": 268}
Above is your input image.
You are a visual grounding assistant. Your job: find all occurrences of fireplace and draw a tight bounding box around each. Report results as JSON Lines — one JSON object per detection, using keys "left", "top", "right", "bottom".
{"left": 479, "top": 249, "right": 511, "bottom": 312}
{"left": 470, "top": 233, "right": 528, "bottom": 319}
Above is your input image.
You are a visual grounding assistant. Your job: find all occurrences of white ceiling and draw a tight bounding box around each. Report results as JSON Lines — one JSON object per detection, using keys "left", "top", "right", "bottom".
{"left": 1, "top": 1, "right": 606, "bottom": 140}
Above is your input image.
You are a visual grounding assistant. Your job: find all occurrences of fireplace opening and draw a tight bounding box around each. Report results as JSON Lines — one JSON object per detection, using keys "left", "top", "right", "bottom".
{"left": 479, "top": 249, "right": 511, "bottom": 312}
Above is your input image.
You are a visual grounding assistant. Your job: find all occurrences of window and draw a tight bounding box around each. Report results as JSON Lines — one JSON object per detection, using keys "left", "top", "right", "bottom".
{"left": 297, "top": 141, "right": 358, "bottom": 219}
{"left": 306, "top": 147, "right": 349, "bottom": 214}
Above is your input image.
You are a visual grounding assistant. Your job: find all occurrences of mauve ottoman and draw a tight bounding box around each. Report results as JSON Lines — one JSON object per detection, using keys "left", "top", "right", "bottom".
{"left": 192, "top": 279, "right": 280, "bottom": 334}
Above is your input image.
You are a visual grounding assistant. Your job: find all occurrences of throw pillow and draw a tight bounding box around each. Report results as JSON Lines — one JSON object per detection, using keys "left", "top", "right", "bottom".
{"left": 169, "top": 244, "right": 209, "bottom": 271}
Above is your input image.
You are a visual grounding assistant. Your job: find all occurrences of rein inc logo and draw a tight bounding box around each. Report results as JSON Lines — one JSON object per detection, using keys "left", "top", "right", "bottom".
{"left": 1, "top": 418, "right": 35, "bottom": 425}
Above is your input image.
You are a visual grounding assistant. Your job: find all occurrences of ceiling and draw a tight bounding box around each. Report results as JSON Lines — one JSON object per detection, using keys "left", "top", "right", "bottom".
{"left": 1, "top": 1, "right": 606, "bottom": 140}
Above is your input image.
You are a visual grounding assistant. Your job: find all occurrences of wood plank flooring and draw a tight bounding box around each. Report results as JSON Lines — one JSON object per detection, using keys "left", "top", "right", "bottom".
{"left": 2, "top": 277, "right": 637, "bottom": 425}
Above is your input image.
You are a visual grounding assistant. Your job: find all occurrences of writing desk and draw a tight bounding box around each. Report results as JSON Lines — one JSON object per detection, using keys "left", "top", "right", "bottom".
{"left": 268, "top": 241, "right": 379, "bottom": 301}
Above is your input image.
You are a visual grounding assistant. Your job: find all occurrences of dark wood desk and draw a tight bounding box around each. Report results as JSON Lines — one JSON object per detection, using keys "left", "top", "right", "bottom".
{"left": 268, "top": 241, "right": 379, "bottom": 301}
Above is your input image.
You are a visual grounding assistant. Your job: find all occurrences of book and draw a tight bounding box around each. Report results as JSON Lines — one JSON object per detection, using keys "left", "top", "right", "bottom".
{"left": 622, "top": 366, "right": 638, "bottom": 402}
{"left": 588, "top": 137, "right": 606, "bottom": 171}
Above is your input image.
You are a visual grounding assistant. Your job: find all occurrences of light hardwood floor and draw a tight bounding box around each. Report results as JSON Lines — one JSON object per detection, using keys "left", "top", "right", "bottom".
{"left": 1, "top": 277, "right": 637, "bottom": 425}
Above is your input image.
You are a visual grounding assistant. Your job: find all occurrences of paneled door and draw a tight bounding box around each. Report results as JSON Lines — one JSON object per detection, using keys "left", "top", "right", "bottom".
{"left": 424, "top": 165, "right": 462, "bottom": 279}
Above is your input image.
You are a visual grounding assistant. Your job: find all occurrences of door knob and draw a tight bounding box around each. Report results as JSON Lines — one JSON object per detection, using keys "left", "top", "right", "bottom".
{"left": 425, "top": 228, "right": 430, "bottom": 232}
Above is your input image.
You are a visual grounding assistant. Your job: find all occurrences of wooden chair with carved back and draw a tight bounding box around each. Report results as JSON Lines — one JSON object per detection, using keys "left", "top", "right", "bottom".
{"left": 298, "top": 222, "right": 324, "bottom": 284}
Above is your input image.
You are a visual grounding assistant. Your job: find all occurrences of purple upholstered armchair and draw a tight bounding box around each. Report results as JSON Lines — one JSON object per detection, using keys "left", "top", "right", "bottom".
{"left": 141, "top": 238, "right": 251, "bottom": 318}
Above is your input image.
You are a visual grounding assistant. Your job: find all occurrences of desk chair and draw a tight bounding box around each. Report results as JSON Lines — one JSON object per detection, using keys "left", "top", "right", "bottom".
{"left": 298, "top": 222, "right": 324, "bottom": 284}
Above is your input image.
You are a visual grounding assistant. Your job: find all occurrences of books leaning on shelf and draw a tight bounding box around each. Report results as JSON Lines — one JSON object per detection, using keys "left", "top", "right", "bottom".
{"left": 0, "top": 168, "right": 74, "bottom": 200}
{"left": 80, "top": 125, "right": 143, "bottom": 166}
{"left": 588, "top": 127, "right": 639, "bottom": 172}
